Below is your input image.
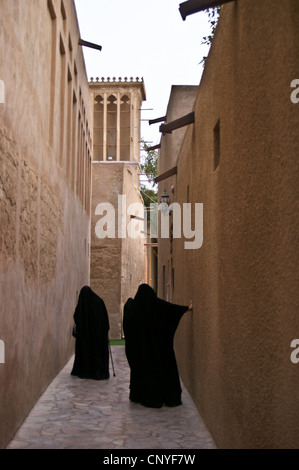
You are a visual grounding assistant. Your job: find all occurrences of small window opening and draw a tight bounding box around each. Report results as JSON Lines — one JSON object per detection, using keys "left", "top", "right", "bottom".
{"left": 214, "top": 119, "right": 220, "bottom": 171}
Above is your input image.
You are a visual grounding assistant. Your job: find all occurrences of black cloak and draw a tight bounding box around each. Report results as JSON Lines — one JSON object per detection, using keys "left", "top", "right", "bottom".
{"left": 71, "top": 286, "right": 110, "bottom": 380}
{"left": 123, "top": 284, "right": 189, "bottom": 408}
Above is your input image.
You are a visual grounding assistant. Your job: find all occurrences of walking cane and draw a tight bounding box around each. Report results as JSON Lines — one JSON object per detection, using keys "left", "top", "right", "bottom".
{"left": 109, "top": 341, "right": 116, "bottom": 377}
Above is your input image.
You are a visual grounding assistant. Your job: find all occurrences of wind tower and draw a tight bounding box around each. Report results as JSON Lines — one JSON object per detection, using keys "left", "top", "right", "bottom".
{"left": 89, "top": 77, "right": 147, "bottom": 339}
{"left": 90, "top": 76, "right": 146, "bottom": 163}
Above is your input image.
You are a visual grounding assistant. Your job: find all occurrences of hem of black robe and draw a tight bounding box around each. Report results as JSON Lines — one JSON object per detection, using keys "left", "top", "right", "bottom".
{"left": 164, "top": 400, "right": 182, "bottom": 407}
{"left": 130, "top": 398, "right": 163, "bottom": 409}
{"left": 129, "top": 395, "right": 182, "bottom": 409}
{"left": 71, "top": 371, "right": 110, "bottom": 380}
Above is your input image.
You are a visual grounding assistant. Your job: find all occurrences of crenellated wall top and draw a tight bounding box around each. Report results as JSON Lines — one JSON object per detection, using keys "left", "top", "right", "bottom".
{"left": 90, "top": 76, "right": 144, "bottom": 83}
{"left": 89, "top": 76, "right": 146, "bottom": 101}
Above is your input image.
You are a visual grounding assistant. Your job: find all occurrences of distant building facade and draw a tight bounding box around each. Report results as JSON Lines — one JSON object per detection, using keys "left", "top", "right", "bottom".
{"left": 156, "top": 85, "right": 198, "bottom": 302}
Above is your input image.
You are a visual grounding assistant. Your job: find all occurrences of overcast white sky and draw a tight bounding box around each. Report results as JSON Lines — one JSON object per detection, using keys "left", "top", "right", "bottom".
{"left": 74, "top": 0, "right": 212, "bottom": 146}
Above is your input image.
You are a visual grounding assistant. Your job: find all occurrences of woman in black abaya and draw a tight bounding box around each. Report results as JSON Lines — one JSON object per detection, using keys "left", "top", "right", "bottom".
{"left": 71, "top": 286, "right": 110, "bottom": 380}
{"left": 123, "top": 284, "right": 192, "bottom": 408}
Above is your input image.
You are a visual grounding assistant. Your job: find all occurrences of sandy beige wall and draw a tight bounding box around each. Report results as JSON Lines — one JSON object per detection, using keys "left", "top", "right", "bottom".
{"left": 0, "top": 0, "right": 92, "bottom": 448}
{"left": 170, "top": 0, "right": 299, "bottom": 449}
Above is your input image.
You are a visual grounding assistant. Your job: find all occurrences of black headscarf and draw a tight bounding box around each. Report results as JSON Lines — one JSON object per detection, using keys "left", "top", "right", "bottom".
{"left": 71, "top": 286, "right": 110, "bottom": 380}
{"left": 123, "top": 284, "right": 189, "bottom": 408}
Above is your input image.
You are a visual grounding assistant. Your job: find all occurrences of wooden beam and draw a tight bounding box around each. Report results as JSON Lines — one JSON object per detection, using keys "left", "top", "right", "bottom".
{"left": 159, "top": 112, "right": 194, "bottom": 134}
{"left": 154, "top": 166, "right": 177, "bottom": 184}
{"left": 179, "top": 0, "right": 236, "bottom": 20}
{"left": 147, "top": 144, "right": 161, "bottom": 151}
{"left": 78, "top": 39, "right": 102, "bottom": 51}
{"left": 149, "top": 116, "right": 167, "bottom": 125}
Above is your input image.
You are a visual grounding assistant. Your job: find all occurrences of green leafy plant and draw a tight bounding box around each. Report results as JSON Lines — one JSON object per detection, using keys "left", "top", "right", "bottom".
{"left": 140, "top": 140, "right": 158, "bottom": 224}
{"left": 200, "top": 6, "right": 221, "bottom": 66}
{"left": 140, "top": 140, "right": 158, "bottom": 189}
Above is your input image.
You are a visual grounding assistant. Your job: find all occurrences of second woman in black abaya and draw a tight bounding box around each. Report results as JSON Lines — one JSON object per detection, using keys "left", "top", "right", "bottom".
{"left": 123, "top": 284, "right": 191, "bottom": 408}
{"left": 71, "top": 286, "right": 110, "bottom": 380}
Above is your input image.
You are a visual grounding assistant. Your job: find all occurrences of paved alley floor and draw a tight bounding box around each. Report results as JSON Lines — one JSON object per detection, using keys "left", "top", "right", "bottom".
{"left": 6, "top": 346, "right": 217, "bottom": 450}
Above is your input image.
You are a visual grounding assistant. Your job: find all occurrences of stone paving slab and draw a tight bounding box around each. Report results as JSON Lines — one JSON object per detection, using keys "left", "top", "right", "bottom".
{"left": 6, "top": 346, "right": 217, "bottom": 450}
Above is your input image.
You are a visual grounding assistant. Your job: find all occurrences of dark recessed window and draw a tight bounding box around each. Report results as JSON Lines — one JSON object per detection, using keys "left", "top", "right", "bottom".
{"left": 214, "top": 119, "right": 220, "bottom": 171}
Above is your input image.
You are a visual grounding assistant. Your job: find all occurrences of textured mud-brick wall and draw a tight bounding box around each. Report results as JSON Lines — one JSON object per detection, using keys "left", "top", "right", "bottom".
{"left": 19, "top": 161, "right": 39, "bottom": 281}
{"left": 0, "top": 128, "right": 18, "bottom": 259}
{"left": 40, "top": 180, "right": 63, "bottom": 284}
{"left": 172, "top": 0, "right": 299, "bottom": 449}
{"left": 0, "top": 0, "right": 92, "bottom": 448}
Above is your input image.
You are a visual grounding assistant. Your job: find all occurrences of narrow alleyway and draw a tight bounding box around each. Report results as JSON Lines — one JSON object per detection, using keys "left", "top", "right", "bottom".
{"left": 6, "top": 346, "right": 216, "bottom": 450}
